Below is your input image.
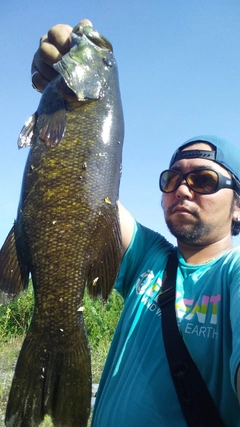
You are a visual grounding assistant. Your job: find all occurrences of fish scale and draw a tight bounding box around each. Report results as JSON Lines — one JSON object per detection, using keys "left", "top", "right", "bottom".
{"left": 0, "top": 24, "right": 124, "bottom": 427}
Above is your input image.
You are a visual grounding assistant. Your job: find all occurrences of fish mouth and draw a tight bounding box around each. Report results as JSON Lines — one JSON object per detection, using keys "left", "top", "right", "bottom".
{"left": 53, "top": 25, "right": 115, "bottom": 101}
{"left": 72, "top": 24, "right": 113, "bottom": 52}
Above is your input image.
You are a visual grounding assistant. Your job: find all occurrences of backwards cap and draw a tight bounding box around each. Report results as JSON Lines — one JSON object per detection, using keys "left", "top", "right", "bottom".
{"left": 169, "top": 135, "right": 240, "bottom": 182}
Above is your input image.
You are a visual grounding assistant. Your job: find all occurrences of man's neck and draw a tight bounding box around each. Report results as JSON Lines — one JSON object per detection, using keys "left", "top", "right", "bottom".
{"left": 177, "top": 235, "right": 234, "bottom": 265}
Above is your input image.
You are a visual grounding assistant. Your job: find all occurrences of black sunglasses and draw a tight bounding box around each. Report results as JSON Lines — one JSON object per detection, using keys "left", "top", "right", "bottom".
{"left": 159, "top": 168, "right": 234, "bottom": 194}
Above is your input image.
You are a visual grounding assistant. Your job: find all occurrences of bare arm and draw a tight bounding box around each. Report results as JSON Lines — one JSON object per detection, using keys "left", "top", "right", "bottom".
{"left": 118, "top": 202, "right": 135, "bottom": 255}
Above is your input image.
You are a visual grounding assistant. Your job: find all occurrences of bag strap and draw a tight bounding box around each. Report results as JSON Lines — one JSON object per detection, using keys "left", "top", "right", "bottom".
{"left": 158, "top": 249, "right": 226, "bottom": 427}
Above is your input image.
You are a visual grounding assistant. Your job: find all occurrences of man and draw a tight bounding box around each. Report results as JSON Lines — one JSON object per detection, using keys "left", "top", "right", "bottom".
{"left": 31, "top": 21, "right": 240, "bottom": 426}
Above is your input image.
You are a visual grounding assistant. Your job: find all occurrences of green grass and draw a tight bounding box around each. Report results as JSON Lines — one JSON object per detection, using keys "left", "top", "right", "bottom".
{"left": 0, "top": 282, "right": 123, "bottom": 427}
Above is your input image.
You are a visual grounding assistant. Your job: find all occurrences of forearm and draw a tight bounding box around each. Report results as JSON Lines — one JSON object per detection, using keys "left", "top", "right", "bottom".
{"left": 117, "top": 201, "right": 135, "bottom": 255}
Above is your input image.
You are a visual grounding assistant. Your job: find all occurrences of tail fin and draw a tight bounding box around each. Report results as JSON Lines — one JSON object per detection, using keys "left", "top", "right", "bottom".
{"left": 5, "top": 328, "right": 92, "bottom": 427}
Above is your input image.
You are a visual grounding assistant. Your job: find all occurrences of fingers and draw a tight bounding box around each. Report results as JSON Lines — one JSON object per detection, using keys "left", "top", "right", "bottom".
{"left": 31, "top": 20, "right": 93, "bottom": 93}
{"left": 31, "top": 45, "right": 58, "bottom": 93}
{"left": 47, "top": 24, "right": 73, "bottom": 55}
{"left": 79, "top": 19, "right": 93, "bottom": 27}
{"left": 31, "top": 24, "right": 72, "bottom": 93}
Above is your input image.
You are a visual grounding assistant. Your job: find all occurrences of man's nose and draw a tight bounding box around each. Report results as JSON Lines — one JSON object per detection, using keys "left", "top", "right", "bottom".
{"left": 174, "top": 180, "right": 194, "bottom": 199}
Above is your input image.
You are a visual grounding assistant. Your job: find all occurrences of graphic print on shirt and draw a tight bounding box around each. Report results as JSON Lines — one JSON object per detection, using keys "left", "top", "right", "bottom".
{"left": 135, "top": 270, "right": 221, "bottom": 339}
{"left": 136, "top": 270, "right": 162, "bottom": 316}
{"left": 176, "top": 290, "right": 220, "bottom": 339}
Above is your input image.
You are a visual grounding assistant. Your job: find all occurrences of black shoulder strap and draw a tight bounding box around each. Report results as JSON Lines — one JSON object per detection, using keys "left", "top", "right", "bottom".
{"left": 158, "top": 249, "right": 226, "bottom": 427}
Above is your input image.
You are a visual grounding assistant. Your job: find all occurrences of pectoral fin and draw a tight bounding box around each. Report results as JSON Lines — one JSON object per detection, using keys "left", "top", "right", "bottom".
{"left": 18, "top": 113, "right": 37, "bottom": 149}
{"left": 36, "top": 82, "right": 67, "bottom": 147}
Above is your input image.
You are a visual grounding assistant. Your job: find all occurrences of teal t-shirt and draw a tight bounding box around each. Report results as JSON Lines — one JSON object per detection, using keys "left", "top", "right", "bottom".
{"left": 91, "top": 221, "right": 240, "bottom": 427}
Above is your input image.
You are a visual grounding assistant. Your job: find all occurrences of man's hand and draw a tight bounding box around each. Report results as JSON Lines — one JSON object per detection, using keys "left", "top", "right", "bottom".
{"left": 31, "top": 19, "right": 92, "bottom": 93}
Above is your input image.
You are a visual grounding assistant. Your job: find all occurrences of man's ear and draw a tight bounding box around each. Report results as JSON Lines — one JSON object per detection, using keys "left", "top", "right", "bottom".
{"left": 232, "top": 195, "right": 240, "bottom": 222}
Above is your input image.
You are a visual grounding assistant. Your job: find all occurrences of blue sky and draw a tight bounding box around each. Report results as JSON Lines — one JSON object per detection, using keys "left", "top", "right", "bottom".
{"left": 1, "top": 0, "right": 240, "bottom": 248}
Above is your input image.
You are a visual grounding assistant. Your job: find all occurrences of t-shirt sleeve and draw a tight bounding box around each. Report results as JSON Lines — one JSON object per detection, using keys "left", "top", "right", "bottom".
{"left": 114, "top": 220, "right": 171, "bottom": 299}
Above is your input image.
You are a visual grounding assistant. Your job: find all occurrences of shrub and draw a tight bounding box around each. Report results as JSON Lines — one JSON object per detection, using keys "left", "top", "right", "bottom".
{"left": 0, "top": 285, "right": 34, "bottom": 341}
{"left": 0, "top": 282, "right": 123, "bottom": 347}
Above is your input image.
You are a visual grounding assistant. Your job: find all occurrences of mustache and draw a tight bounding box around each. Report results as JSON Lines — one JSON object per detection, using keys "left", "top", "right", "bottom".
{"left": 162, "top": 200, "right": 199, "bottom": 217}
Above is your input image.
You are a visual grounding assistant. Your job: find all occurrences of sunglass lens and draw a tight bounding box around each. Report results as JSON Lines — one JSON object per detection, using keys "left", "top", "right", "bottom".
{"left": 160, "top": 170, "right": 181, "bottom": 192}
{"left": 187, "top": 170, "right": 218, "bottom": 193}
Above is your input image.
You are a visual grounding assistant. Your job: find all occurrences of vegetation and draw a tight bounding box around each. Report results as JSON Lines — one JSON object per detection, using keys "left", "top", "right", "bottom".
{"left": 0, "top": 282, "right": 123, "bottom": 426}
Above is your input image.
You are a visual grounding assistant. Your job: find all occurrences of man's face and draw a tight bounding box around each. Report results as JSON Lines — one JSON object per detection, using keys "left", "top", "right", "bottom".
{"left": 161, "top": 143, "right": 235, "bottom": 245}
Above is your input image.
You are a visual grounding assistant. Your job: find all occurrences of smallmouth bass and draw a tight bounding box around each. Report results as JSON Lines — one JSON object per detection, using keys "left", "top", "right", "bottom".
{"left": 0, "top": 23, "right": 124, "bottom": 427}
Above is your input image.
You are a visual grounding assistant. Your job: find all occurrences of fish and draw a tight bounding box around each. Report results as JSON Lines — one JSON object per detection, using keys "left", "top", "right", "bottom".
{"left": 0, "top": 23, "right": 124, "bottom": 427}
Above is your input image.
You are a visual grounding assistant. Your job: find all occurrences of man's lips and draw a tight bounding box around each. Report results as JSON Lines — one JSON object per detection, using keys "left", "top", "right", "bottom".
{"left": 169, "top": 203, "right": 197, "bottom": 216}
{"left": 172, "top": 206, "right": 192, "bottom": 214}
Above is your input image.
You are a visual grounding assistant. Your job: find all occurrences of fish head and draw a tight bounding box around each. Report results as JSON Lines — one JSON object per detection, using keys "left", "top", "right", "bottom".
{"left": 53, "top": 25, "right": 116, "bottom": 101}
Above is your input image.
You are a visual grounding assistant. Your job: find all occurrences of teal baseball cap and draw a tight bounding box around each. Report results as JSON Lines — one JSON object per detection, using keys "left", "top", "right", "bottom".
{"left": 169, "top": 135, "right": 240, "bottom": 182}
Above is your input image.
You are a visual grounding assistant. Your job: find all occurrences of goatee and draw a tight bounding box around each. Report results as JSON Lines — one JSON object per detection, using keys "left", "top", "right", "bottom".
{"left": 166, "top": 218, "right": 213, "bottom": 244}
